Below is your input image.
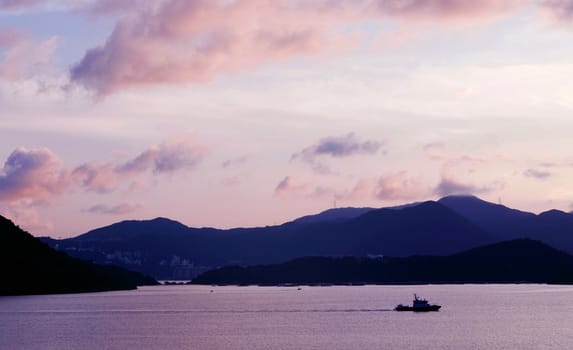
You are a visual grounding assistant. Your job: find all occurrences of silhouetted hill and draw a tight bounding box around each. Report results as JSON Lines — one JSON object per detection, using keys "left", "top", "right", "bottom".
{"left": 438, "top": 195, "right": 535, "bottom": 239}
{"left": 191, "top": 239, "right": 573, "bottom": 285}
{"left": 0, "top": 215, "right": 158, "bottom": 296}
{"left": 43, "top": 196, "right": 573, "bottom": 281}
{"left": 291, "top": 207, "right": 375, "bottom": 225}
{"left": 43, "top": 201, "right": 494, "bottom": 279}
{"left": 344, "top": 201, "right": 495, "bottom": 256}
{"left": 75, "top": 217, "right": 191, "bottom": 243}
{"left": 521, "top": 210, "right": 573, "bottom": 253}
{"left": 438, "top": 195, "right": 573, "bottom": 253}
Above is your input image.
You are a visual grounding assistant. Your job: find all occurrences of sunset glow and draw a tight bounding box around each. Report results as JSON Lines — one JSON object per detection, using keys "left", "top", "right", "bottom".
{"left": 1, "top": 0, "right": 573, "bottom": 236}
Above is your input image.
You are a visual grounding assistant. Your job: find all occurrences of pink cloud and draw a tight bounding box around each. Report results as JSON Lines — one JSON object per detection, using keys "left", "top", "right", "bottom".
{"left": 370, "top": 0, "right": 524, "bottom": 21}
{"left": 0, "top": 147, "right": 71, "bottom": 203}
{"left": 273, "top": 172, "right": 429, "bottom": 203}
{"left": 85, "top": 202, "right": 144, "bottom": 215}
{"left": 0, "top": 28, "right": 57, "bottom": 81}
{"left": 115, "top": 137, "right": 207, "bottom": 175}
{"left": 346, "top": 179, "right": 374, "bottom": 201}
{"left": 274, "top": 176, "right": 311, "bottom": 198}
{"left": 434, "top": 168, "right": 493, "bottom": 197}
{"left": 423, "top": 143, "right": 498, "bottom": 166}
{"left": 0, "top": 137, "right": 207, "bottom": 203}
{"left": 273, "top": 176, "right": 346, "bottom": 200}
{"left": 374, "top": 171, "right": 427, "bottom": 200}
{"left": 73, "top": 137, "right": 206, "bottom": 192}
{"left": 70, "top": 0, "right": 526, "bottom": 95}
{"left": 71, "top": 0, "right": 332, "bottom": 94}
{"left": 540, "top": 0, "right": 573, "bottom": 23}
{"left": 72, "top": 162, "right": 118, "bottom": 193}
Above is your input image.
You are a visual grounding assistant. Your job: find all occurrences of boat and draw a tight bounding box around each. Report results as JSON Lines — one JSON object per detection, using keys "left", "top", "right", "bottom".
{"left": 395, "top": 294, "right": 441, "bottom": 312}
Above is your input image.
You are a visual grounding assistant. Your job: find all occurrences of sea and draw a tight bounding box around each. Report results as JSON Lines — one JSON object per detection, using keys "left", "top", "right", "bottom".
{"left": 1, "top": 284, "right": 572, "bottom": 350}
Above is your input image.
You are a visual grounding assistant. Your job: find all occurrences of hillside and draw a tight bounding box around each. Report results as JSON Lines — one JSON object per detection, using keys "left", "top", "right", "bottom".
{"left": 41, "top": 196, "right": 573, "bottom": 280}
{"left": 439, "top": 195, "right": 573, "bottom": 252}
{"left": 290, "top": 207, "right": 375, "bottom": 225}
{"left": 0, "top": 215, "right": 158, "bottom": 296}
{"left": 43, "top": 201, "right": 494, "bottom": 279}
{"left": 191, "top": 239, "right": 573, "bottom": 285}
{"left": 438, "top": 195, "right": 536, "bottom": 239}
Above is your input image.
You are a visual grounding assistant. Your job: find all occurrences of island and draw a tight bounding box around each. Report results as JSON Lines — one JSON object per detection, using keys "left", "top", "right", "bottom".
{"left": 191, "top": 239, "right": 573, "bottom": 285}
{"left": 0, "top": 215, "right": 158, "bottom": 296}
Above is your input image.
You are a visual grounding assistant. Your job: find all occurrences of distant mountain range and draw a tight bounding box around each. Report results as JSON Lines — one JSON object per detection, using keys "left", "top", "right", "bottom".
{"left": 191, "top": 239, "right": 573, "bottom": 285}
{"left": 438, "top": 196, "right": 573, "bottom": 249}
{"left": 0, "top": 215, "right": 157, "bottom": 296}
{"left": 41, "top": 195, "right": 573, "bottom": 280}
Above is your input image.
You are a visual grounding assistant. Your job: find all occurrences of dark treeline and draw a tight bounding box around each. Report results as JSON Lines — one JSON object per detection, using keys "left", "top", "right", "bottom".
{"left": 191, "top": 239, "right": 573, "bottom": 285}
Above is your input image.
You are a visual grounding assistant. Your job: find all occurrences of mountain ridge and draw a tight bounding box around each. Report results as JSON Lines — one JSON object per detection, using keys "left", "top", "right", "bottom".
{"left": 40, "top": 195, "right": 573, "bottom": 280}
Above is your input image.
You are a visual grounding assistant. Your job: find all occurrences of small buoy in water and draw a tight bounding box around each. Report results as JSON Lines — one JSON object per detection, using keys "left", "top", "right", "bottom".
{"left": 210, "top": 290, "right": 214, "bottom": 292}
{"left": 297, "top": 287, "right": 302, "bottom": 291}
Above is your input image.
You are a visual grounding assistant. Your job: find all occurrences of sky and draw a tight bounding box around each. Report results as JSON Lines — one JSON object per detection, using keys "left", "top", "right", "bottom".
{"left": 1, "top": 0, "right": 573, "bottom": 237}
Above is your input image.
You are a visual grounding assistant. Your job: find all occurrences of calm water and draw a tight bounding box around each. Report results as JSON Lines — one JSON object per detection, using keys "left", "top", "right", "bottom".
{"left": 1, "top": 284, "right": 572, "bottom": 350}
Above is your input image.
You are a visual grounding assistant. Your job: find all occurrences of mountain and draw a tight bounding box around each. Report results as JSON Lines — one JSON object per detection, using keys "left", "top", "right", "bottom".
{"left": 191, "top": 239, "right": 573, "bottom": 285}
{"left": 43, "top": 201, "right": 494, "bottom": 279}
{"left": 75, "top": 217, "right": 191, "bottom": 243}
{"left": 522, "top": 210, "right": 573, "bottom": 253}
{"left": 438, "top": 195, "right": 573, "bottom": 253}
{"left": 290, "top": 207, "right": 375, "bottom": 225}
{"left": 0, "top": 215, "right": 158, "bottom": 296}
{"left": 339, "top": 201, "right": 495, "bottom": 256}
{"left": 39, "top": 195, "right": 573, "bottom": 281}
{"left": 438, "top": 195, "right": 536, "bottom": 240}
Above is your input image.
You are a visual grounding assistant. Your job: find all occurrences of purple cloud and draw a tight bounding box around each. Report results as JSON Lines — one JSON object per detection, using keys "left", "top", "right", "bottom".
{"left": 374, "top": 171, "right": 426, "bottom": 200}
{"left": 72, "top": 162, "right": 117, "bottom": 193}
{"left": 371, "top": 0, "right": 524, "bottom": 20}
{"left": 221, "top": 156, "right": 248, "bottom": 169}
{"left": 434, "top": 172, "right": 492, "bottom": 197}
{"left": 0, "top": 138, "right": 207, "bottom": 202}
{"left": 74, "top": 138, "right": 206, "bottom": 193}
{"left": 274, "top": 176, "right": 311, "bottom": 198}
{"left": 312, "top": 133, "right": 382, "bottom": 157}
{"left": 524, "top": 168, "right": 552, "bottom": 179}
{"left": 0, "top": 147, "right": 70, "bottom": 202}
{"left": 292, "top": 133, "right": 384, "bottom": 173}
{"left": 116, "top": 138, "right": 207, "bottom": 175}
{"left": 70, "top": 0, "right": 526, "bottom": 95}
{"left": 0, "top": 0, "right": 43, "bottom": 10}
{"left": 85, "top": 202, "right": 144, "bottom": 215}
{"left": 0, "top": 27, "right": 57, "bottom": 81}
{"left": 274, "top": 176, "right": 295, "bottom": 197}
{"left": 541, "top": 0, "right": 573, "bottom": 23}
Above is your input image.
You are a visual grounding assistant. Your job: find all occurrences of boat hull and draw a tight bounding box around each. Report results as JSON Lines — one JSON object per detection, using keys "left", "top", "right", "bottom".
{"left": 394, "top": 305, "right": 441, "bottom": 312}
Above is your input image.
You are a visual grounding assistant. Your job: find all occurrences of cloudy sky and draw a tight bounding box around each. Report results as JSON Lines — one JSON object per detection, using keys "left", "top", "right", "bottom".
{"left": 1, "top": 0, "right": 573, "bottom": 237}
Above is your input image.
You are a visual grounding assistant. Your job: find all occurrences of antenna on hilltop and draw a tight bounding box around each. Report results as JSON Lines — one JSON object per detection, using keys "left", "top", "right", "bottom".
{"left": 498, "top": 197, "right": 502, "bottom": 205}
{"left": 333, "top": 198, "right": 337, "bottom": 209}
